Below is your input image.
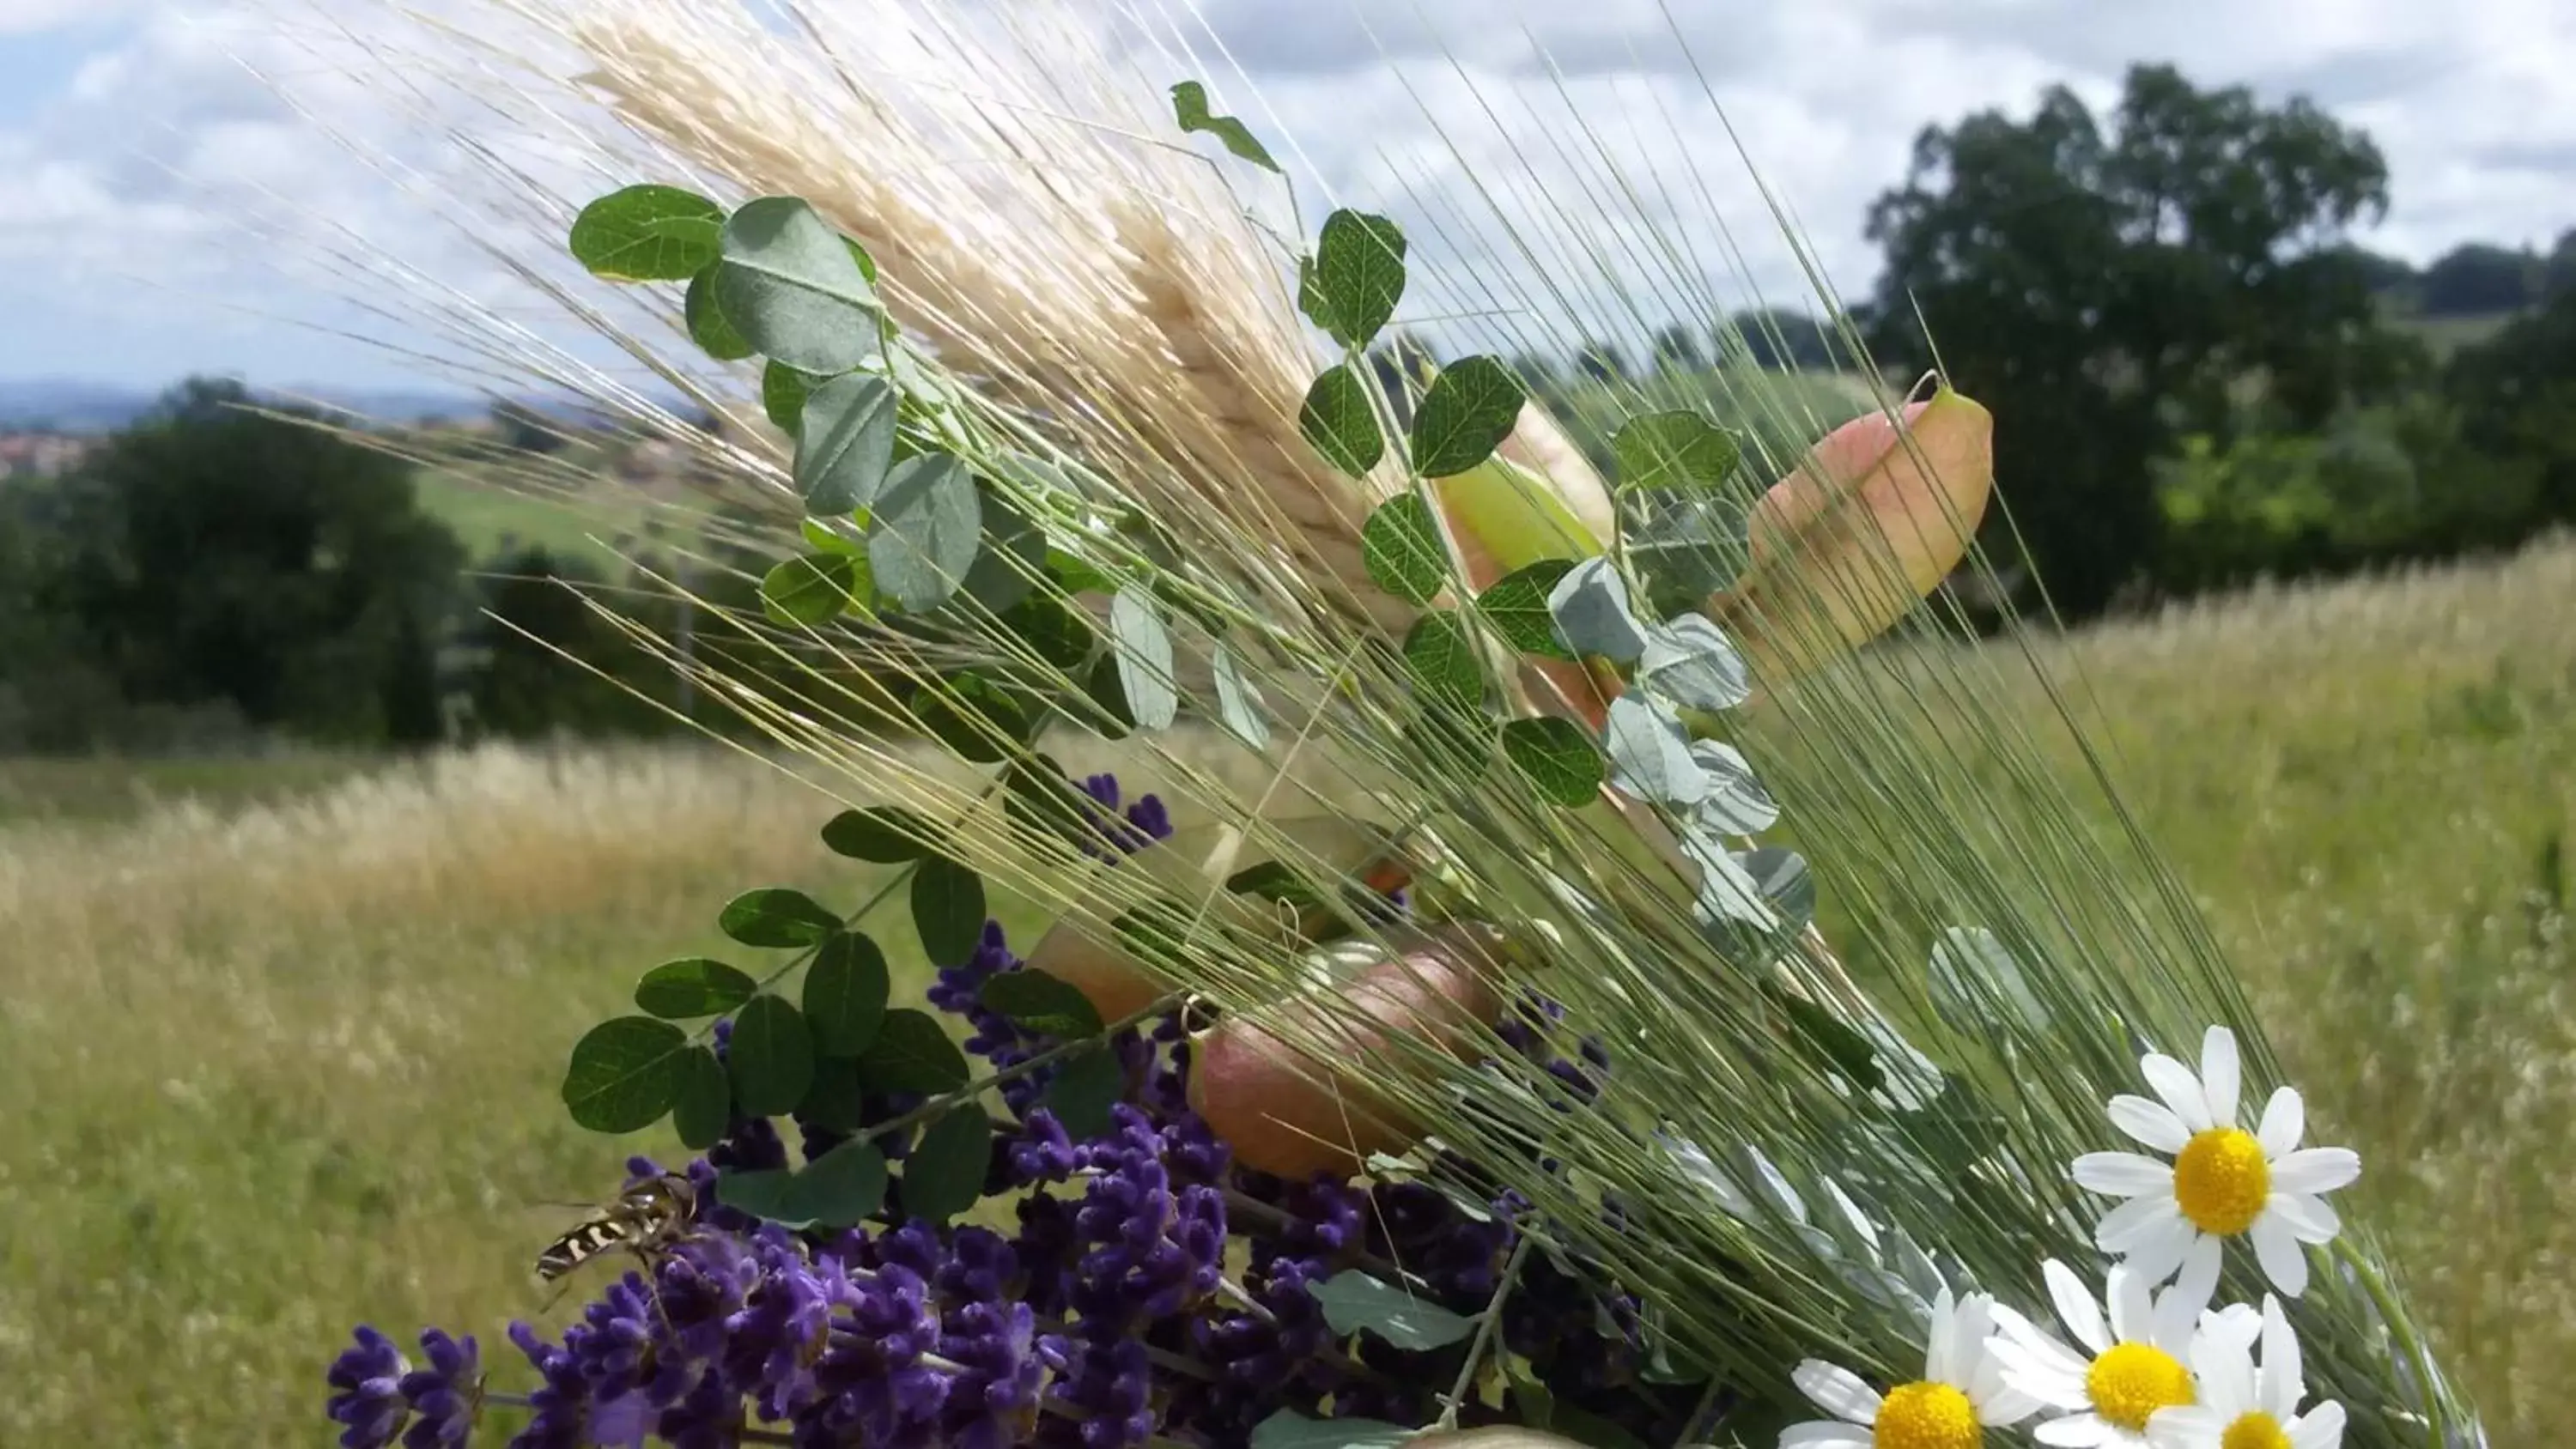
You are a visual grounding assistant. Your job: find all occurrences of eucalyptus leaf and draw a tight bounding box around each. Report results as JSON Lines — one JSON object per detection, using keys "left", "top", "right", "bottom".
{"left": 1546, "top": 557, "right": 1649, "bottom": 664}
{"left": 1305, "top": 1273, "right": 1478, "bottom": 1349}
{"left": 1612, "top": 409, "right": 1741, "bottom": 492}
{"left": 854, "top": 1008, "right": 970, "bottom": 1094}
{"left": 869, "top": 453, "right": 981, "bottom": 611}
{"left": 1210, "top": 645, "right": 1270, "bottom": 750}
{"left": 569, "top": 185, "right": 722, "bottom": 282}
{"left": 794, "top": 373, "right": 897, "bottom": 517}
{"left": 957, "top": 487, "right": 1047, "bottom": 615}
{"left": 1928, "top": 925, "right": 2050, "bottom": 1033}
{"left": 1043, "top": 1046, "right": 1125, "bottom": 1140}
{"left": 1689, "top": 741, "right": 1780, "bottom": 834}
{"left": 561, "top": 1016, "right": 689, "bottom": 1133}
{"left": 1306, "top": 210, "right": 1406, "bottom": 350}
{"left": 1736, "top": 846, "right": 1815, "bottom": 928}
{"left": 820, "top": 805, "right": 937, "bottom": 863}
{"left": 1601, "top": 694, "right": 1705, "bottom": 807}
{"left": 1249, "top": 1413, "right": 1417, "bottom": 1449}
{"left": 1477, "top": 559, "right": 1578, "bottom": 659}
{"left": 803, "top": 931, "right": 890, "bottom": 1056}
{"left": 761, "top": 554, "right": 862, "bottom": 627}
{"left": 635, "top": 958, "right": 758, "bottom": 1019}
{"left": 979, "top": 968, "right": 1104, "bottom": 1038}
{"left": 910, "top": 857, "right": 987, "bottom": 968}
{"left": 1637, "top": 615, "right": 1752, "bottom": 712}
{"left": 1299, "top": 365, "right": 1384, "bottom": 476}
{"left": 1679, "top": 828, "right": 1775, "bottom": 931}
{"left": 720, "top": 887, "right": 841, "bottom": 949}
{"left": 1409, "top": 355, "right": 1523, "bottom": 478}
{"left": 1502, "top": 716, "right": 1604, "bottom": 807}
{"left": 683, "top": 267, "right": 755, "bottom": 361}
{"left": 1169, "top": 80, "right": 1280, "bottom": 172}
{"left": 671, "top": 1046, "right": 732, "bottom": 1150}
{"left": 1109, "top": 587, "right": 1179, "bottom": 731}
{"left": 1360, "top": 494, "right": 1446, "bottom": 605}
{"left": 900, "top": 1106, "right": 992, "bottom": 1222}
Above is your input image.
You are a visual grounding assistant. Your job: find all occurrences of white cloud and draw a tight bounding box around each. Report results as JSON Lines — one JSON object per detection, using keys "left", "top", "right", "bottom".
{"left": 3, "top": 0, "right": 2573, "bottom": 388}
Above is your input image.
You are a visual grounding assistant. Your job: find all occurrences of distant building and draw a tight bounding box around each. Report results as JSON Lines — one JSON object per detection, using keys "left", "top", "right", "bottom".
{"left": 0, "top": 432, "right": 100, "bottom": 479}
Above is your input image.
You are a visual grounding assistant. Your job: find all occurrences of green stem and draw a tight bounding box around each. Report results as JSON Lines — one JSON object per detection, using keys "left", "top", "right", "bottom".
{"left": 2338, "top": 1242, "right": 2455, "bottom": 1448}
{"left": 1437, "top": 1231, "right": 1534, "bottom": 1428}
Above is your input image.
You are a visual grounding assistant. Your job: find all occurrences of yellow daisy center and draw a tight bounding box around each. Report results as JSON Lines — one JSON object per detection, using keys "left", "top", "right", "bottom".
{"left": 2084, "top": 1342, "right": 2196, "bottom": 1431}
{"left": 1872, "top": 1380, "right": 1982, "bottom": 1449}
{"left": 2221, "top": 1411, "right": 2293, "bottom": 1449}
{"left": 2173, "top": 1127, "right": 2271, "bottom": 1235}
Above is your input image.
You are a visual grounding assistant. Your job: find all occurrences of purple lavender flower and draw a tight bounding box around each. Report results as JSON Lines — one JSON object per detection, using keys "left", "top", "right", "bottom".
{"left": 1036, "top": 1335, "right": 1155, "bottom": 1449}
{"left": 327, "top": 1325, "right": 410, "bottom": 1449}
{"left": 939, "top": 1300, "right": 1045, "bottom": 1449}
{"left": 398, "top": 1329, "right": 483, "bottom": 1448}
{"left": 503, "top": 1321, "right": 588, "bottom": 1449}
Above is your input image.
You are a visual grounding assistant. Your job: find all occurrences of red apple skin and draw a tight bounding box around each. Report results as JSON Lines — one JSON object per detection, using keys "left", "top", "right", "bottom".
{"left": 1188, "top": 924, "right": 1508, "bottom": 1179}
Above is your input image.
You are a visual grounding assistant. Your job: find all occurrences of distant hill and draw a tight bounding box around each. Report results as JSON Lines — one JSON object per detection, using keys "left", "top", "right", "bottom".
{"left": 0, "top": 379, "right": 489, "bottom": 433}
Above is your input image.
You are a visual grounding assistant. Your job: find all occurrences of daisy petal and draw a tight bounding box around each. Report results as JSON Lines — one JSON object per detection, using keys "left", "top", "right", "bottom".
{"left": 2110, "top": 1094, "right": 2192, "bottom": 1153}
{"left": 2271, "top": 1148, "right": 2360, "bottom": 1196}
{"left": 2252, "top": 1214, "right": 2311, "bottom": 1297}
{"left": 2045, "top": 1259, "right": 2111, "bottom": 1355}
{"left": 2269, "top": 1191, "right": 2342, "bottom": 1246}
{"left": 2257, "top": 1295, "right": 2304, "bottom": 1419}
{"left": 1780, "top": 1423, "right": 1870, "bottom": 1449}
{"left": 2148, "top": 1407, "right": 2226, "bottom": 1449}
{"left": 2038, "top": 1415, "right": 2116, "bottom": 1446}
{"left": 2149, "top": 1277, "right": 2203, "bottom": 1351}
{"left": 1976, "top": 1385, "right": 2045, "bottom": 1428}
{"left": 2200, "top": 1304, "right": 2263, "bottom": 1357}
{"left": 2257, "top": 1087, "right": 2305, "bottom": 1158}
{"left": 2099, "top": 1191, "right": 2186, "bottom": 1251}
{"left": 2075, "top": 1152, "right": 2176, "bottom": 1197}
{"left": 2192, "top": 1323, "right": 2257, "bottom": 1416}
{"left": 2124, "top": 1215, "right": 2200, "bottom": 1288}
{"left": 2288, "top": 1401, "right": 2346, "bottom": 1449}
{"left": 2174, "top": 1233, "right": 2224, "bottom": 1312}
{"left": 2201, "top": 1027, "right": 2241, "bottom": 1128}
{"left": 1793, "top": 1361, "right": 1882, "bottom": 1425}
{"left": 2106, "top": 1262, "right": 2153, "bottom": 1344}
{"left": 2142, "top": 1052, "right": 2215, "bottom": 1132}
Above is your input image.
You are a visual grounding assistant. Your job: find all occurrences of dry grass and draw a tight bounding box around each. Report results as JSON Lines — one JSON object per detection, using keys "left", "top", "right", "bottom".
{"left": 1, "top": 540, "right": 2571, "bottom": 1443}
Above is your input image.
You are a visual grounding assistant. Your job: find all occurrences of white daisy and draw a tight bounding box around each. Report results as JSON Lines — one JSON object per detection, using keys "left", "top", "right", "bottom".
{"left": 2146, "top": 1295, "right": 2347, "bottom": 1449}
{"left": 2073, "top": 1026, "right": 2360, "bottom": 1299}
{"left": 1990, "top": 1259, "right": 2208, "bottom": 1446}
{"left": 1781, "top": 1288, "right": 2038, "bottom": 1449}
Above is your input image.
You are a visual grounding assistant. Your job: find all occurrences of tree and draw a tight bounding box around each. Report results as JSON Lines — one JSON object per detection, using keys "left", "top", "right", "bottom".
{"left": 1728, "top": 308, "right": 1836, "bottom": 371}
{"left": 2445, "top": 286, "right": 2576, "bottom": 530}
{"left": 25, "top": 378, "right": 466, "bottom": 743}
{"left": 1866, "top": 64, "right": 2397, "bottom": 614}
{"left": 2416, "top": 243, "right": 2538, "bottom": 317}
{"left": 1649, "top": 324, "right": 1704, "bottom": 372}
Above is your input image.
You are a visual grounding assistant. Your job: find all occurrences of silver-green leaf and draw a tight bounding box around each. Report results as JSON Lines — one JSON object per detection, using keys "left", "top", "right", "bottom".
{"left": 1688, "top": 740, "right": 1778, "bottom": 834}
{"left": 1305, "top": 1272, "right": 1478, "bottom": 1350}
{"left": 1601, "top": 694, "right": 1705, "bottom": 807}
{"left": 1638, "top": 615, "right": 1752, "bottom": 712}
{"left": 1212, "top": 644, "right": 1271, "bottom": 750}
{"left": 1547, "top": 557, "right": 1649, "bottom": 664}
{"left": 794, "top": 373, "right": 897, "bottom": 517}
{"left": 1109, "top": 587, "right": 1179, "bottom": 731}
{"left": 869, "top": 454, "right": 981, "bottom": 612}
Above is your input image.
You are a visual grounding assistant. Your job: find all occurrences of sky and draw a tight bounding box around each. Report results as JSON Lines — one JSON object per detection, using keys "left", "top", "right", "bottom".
{"left": 0, "top": 0, "right": 2572, "bottom": 398}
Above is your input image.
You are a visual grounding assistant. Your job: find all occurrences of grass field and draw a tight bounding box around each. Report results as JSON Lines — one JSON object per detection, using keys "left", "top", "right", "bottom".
{"left": 1, "top": 539, "right": 2570, "bottom": 1444}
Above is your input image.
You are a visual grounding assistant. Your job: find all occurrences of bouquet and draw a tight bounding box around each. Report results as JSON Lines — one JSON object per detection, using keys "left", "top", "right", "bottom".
{"left": 288, "top": 3, "right": 2481, "bottom": 1447}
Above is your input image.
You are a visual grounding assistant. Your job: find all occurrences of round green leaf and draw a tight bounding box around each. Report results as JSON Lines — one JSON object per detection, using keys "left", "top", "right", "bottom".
{"left": 1410, "top": 355, "right": 1525, "bottom": 478}
{"left": 789, "top": 1139, "right": 890, "bottom": 1228}
{"left": 957, "top": 486, "right": 1048, "bottom": 615}
{"left": 900, "top": 1105, "right": 992, "bottom": 1222}
{"left": 1307, "top": 1271, "right": 1477, "bottom": 1349}
{"left": 1502, "top": 717, "right": 1605, "bottom": 807}
{"left": 561, "top": 1016, "right": 689, "bottom": 1133}
{"left": 1002, "top": 755, "right": 1095, "bottom": 846}
{"left": 635, "top": 957, "right": 759, "bottom": 1019}
{"left": 797, "top": 1057, "right": 867, "bottom": 1132}
{"left": 1249, "top": 1411, "right": 1418, "bottom": 1449}
{"left": 1042, "top": 1045, "right": 1126, "bottom": 1141}
{"left": 1300, "top": 364, "right": 1384, "bottom": 476}
{"left": 1400, "top": 610, "right": 1483, "bottom": 710}
{"left": 1360, "top": 494, "right": 1446, "bottom": 605}
{"left": 714, "top": 1167, "right": 799, "bottom": 1223}
{"left": 671, "top": 1046, "right": 732, "bottom": 1150}
{"left": 569, "top": 185, "right": 722, "bottom": 282}
{"left": 854, "top": 1008, "right": 970, "bottom": 1094}
{"left": 762, "top": 554, "right": 863, "bottom": 627}
{"left": 1086, "top": 649, "right": 1137, "bottom": 739}
{"left": 713, "top": 197, "right": 883, "bottom": 375}
{"left": 1108, "top": 587, "right": 1178, "bottom": 731}
{"left": 1306, "top": 210, "right": 1407, "bottom": 350}
{"left": 719, "top": 887, "right": 842, "bottom": 949}
{"left": 912, "top": 673, "right": 1031, "bottom": 765}
{"left": 794, "top": 373, "right": 898, "bottom": 517}
{"left": 1170, "top": 79, "right": 1281, "bottom": 172}
{"left": 911, "top": 857, "right": 987, "bottom": 967}
{"left": 869, "top": 453, "right": 981, "bottom": 612}
{"left": 684, "top": 267, "right": 756, "bottom": 361}
{"left": 996, "top": 591, "right": 1096, "bottom": 671}
{"left": 726, "top": 994, "right": 816, "bottom": 1118}
{"left": 763, "top": 361, "right": 821, "bottom": 434}
{"left": 820, "top": 805, "right": 937, "bottom": 863}
{"left": 1611, "top": 409, "right": 1741, "bottom": 492}
{"left": 978, "top": 967, "right": 1104, "bottom": 1038}
{"left": 803, "top": 931, "right": 890, "bottom": 1057}
{"left": 1476, "top": 560, "right": 1579, "bottom": 659}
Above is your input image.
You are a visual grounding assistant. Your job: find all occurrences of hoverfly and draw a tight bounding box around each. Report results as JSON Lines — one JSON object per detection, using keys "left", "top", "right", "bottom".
{"left": 534, "top": 1169, "right": 699, "bottom": 1287}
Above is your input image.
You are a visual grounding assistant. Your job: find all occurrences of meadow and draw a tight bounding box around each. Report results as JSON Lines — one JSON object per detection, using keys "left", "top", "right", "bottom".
{"left": 0, "top": 537, "right": 2569, "bottom": 1446}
